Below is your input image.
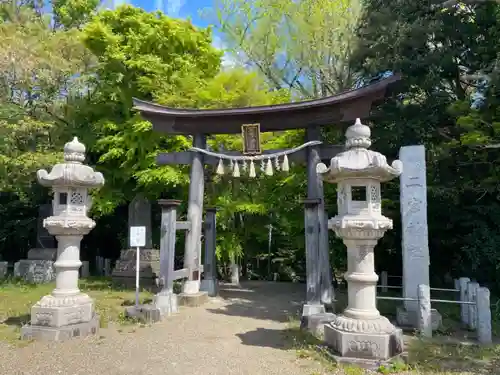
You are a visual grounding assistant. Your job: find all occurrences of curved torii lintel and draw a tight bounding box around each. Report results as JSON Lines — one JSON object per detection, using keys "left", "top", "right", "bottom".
{"left": 133, "top": 74, "right": 401, "bottom": 135}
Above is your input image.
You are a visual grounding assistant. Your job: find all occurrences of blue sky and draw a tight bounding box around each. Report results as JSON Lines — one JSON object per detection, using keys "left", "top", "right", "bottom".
{"left": 117, "top": 0, "right": 214, "bottom": 28}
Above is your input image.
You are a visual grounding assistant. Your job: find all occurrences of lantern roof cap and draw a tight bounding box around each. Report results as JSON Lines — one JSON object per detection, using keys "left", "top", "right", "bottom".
{"left": 317, "top": 119, "right": 402, "bottom": 183}
{"left": 36, "top": 137, "right": 105, "bottom": 188}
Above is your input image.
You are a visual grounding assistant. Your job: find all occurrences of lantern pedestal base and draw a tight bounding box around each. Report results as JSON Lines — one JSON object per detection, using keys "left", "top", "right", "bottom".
{"left": 324, "top": 316, "right": 404, "bottom": 360}
{"left": 20, "top": 314, "right": 99, "bottom": 342}
{"left": 20, "top": 293, "right": 98, "bottom": 342}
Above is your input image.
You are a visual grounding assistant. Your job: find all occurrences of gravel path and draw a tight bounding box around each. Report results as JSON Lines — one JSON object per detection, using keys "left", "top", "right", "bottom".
{"left": 0, "top": 282, "right": 327, "bottom": 375}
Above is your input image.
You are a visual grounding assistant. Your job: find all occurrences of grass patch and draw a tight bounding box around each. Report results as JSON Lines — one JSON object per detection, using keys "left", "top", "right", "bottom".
{"left": 284, "top": 317, "right": 500, "bottom": 374}
{"left": 283, "top": 287, "right": 500, "bottom": 374}
{"left": 0, "top": 277, "right": 153, "bottom": 344}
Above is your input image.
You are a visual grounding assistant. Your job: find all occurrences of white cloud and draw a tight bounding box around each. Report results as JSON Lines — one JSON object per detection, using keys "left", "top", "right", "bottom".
{"left": 113, "top": 0, "right": 129, "bottom": 7}
{"left": 212, "top": 35, "right": 239, "bottom": 68}
{"left": 162, "top": 0, "right": 186, "bottom": 17}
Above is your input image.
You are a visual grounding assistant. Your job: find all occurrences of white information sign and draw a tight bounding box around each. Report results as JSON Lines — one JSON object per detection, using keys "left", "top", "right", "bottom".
{"left": 130, "top": 226, "right": 146, "bottom": 248}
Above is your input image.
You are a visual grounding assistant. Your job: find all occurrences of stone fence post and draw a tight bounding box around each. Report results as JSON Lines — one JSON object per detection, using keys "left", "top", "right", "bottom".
{"left": 476, "top": 287, "right": 492, "bottom": 344}
{"left": 459, "top": 277, "right": 470, "bottom": 325}
{"left": 381, "top": 271, "right": 388, "bottom": 293}
{"left": 154, "top": 199, "right": 181, "bottom": 316}
{"left": 467, "top": 282, "right": 480, "bottom": 330}
{"left": 200, "top": 207, "right": 218, "bottom": 297}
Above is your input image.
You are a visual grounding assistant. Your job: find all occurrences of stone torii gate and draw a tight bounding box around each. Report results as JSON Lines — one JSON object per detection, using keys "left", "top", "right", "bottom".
{"left": 132, "top": 74, "right": 401, "bottom": 317}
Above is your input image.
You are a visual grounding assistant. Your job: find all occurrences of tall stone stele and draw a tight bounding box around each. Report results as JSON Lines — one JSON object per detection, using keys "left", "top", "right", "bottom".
{"left": 317, "top": 119, "right": 404, "bottom": 360}
{"left": 21, "top": 137, "right": 105, "bottom": 341}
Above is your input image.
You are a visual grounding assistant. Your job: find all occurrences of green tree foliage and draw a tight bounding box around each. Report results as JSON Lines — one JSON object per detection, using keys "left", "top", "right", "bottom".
{"left": 52, "top": 0, "right": 100, "bottom": 29}
{"left": 73, "top": 5, "right": 223, "bottom": 213}
{"left": 353, "top": 0, "right": 500, "bottom": 288}
{"left": 213, "top": 0, "right": 363, "bottom": 97}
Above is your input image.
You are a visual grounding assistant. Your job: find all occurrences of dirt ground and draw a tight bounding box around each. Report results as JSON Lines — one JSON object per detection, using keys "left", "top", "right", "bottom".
{"left": 0, "top": 281, "right": 329, "bottom": 375}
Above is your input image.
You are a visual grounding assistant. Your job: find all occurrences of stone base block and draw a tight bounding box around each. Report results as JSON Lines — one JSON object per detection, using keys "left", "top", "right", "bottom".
{"left": 125, "top": 305, "right": 162, "bottom": 323}
{"left": 301, "top": 312, "right": 336, "bottom": 337}
{"left": 154, "top": 291, "right": 178, "bottom": 316}
{"left": 31, "top": 300, "right": 93, "bottom": 327}
{"left": 178, "top": 292, "right": 209, "bottom": 307}
{"left": 27, "top": 248, "right": 57, "bottom": 261}
{"left": 200, "top": 278, "right": 218, "bottom": 297}
{"left": 20, "top": 314, "right": 99, "bottom": 342}
{"left": 324, "top": 350, "right": 406, "bottom": 371}
{"left": 324, "top": 324, "right": 404, "bottom": 360}
{"left": 112, "top": 249, "right": 160, "bottom": 291}
{"left": 396, "top": 307, "right": 442, "bottom": 331}
{"left": 15, "top": 260, "right": 55, "bottom": 283}
{"left": 302, "top": 303, "right": 326, "bottom": 318}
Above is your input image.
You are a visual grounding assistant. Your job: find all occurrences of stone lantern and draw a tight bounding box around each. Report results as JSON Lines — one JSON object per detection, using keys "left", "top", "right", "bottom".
{"left": 316, "top": 119, "right": 403, "bottom": 360}
{"left": 21, "top": 137, "right": 105, "bottom": 341}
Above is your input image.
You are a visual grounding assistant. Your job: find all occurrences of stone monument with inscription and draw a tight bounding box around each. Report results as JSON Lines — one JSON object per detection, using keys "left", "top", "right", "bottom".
{"left": 396, "top": 145, "right": 441, "bottom": 330}
{"left": 317, "top": 119, "right": 404, "bottom": 361}
{"left": 21, "top": 137, "right": 104, "bottom": 341}
{"left": 15, "top": 204, "right": 57, "bottom": 283}
{"left": 112, "top": 194, "right": 160, "bottom": 290}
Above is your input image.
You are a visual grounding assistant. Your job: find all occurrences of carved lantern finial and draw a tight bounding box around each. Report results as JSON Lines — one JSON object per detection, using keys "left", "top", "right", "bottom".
{"left": 63, "top": 137, "right": 86, "bottom": 163}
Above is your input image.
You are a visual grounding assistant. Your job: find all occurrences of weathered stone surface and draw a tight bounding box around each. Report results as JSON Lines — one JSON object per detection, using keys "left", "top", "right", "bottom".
{"left": 27, "top": 248, "right": 57, "bottom": 261}
{"left": 301, "top": 304, "right": 326, "bottom": 319}
{"left": 467, "top": 281, "right": 480, "bottom": 330}
{"left": 21, "top": 314, "right": 99, "bottom": 342}
{"left": 317, "top": 119, "right": 403, "bottom": 361}
{"left": 80, "top": 261, "right": 90, "bottom": 278}
{"left": 459, "top": 277, "right": 471, "bottom": 325}
{"left": 112, "top": 251, "right": 160, "bottom": 291}
{"left": 302, "top": 312, "right": 336, "bottom": 338}
{"left": 0, "top": 261, "right": 7, "bottom": 278}
{"left": 178, "top": 291, "right": 208, "bottom": 307}
{"left": 398, "top": 145, "right": 440, "bottom": 326}
{"left": 128, "top": 194, "right": 152, "bottom": 249}
{"left": 154, "top": 291, "right": 178, "bottom": 316}
{"left": 125, "top": 305, "right": 162, "bottom": 324}
{"left": 417, "top": 284, "right": 432, "bottom": 338}
{"left": 200, "top": 278, "right": 218, "bottom": 297}
{"left": 14, "top": 261, "right": 20, "bottom": 277}
{"left": 17, "top": 260, "right": 56, "bottom": 283}
{"left": 24, "top": 137, "right": 104, "bottom": 342}
{"left": 324, "top": 324, "right": 404, "bottom": 360}
{"left": 396, "top": 307, "right": 442, "bottom": 331}
{"left": 476, "top": 287, "right": 492, "bottom": 344}
{"left": 31, "top": 298, "right": 94, "bottom": 327}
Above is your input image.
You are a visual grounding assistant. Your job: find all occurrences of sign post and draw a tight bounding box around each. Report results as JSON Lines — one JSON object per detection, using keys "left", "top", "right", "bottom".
{"left": 130, "top": 226, "right": 146, "bottom": 307}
